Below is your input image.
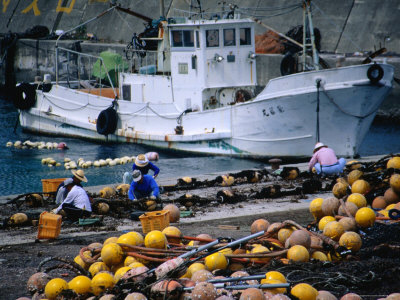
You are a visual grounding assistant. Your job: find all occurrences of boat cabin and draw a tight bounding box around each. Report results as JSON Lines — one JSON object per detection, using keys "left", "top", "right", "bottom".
{"left": 119, "top": 17, "right": 257, "bottom": 112}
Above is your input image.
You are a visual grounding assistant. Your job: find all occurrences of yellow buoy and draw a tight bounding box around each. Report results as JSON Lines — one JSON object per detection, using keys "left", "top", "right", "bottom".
{"left": 309, "top": 198, "right": 324, "bottom": 220}
{"left": 45, "top": 278, "right": 68, "bottom": 299}
{"left": 318, "top": 216, "right": 336, "bottom": 231}
{"left": 355, "top": 207, "right": 376, "bottom": 228}
{"left": 311, "top": 251, "right": 328, "bottom": 261}
{"left": 291, "top": 283, "right": 318, "bottom": 300}
{"left": 204, "top": 252, "right": 228, "bottom": 271}
{"left": 144, "top": 230, "right": 167, "bottom": 249}
{"left": 332, "top": 182, "right": 348, "bottom": 199}
{"left": 187, "top": 263, "right": 206, "bottom": 278}
{"left": 88, "top": 261, "right": 110, "bottom": 277}
{"left": 100, "top": 243, "right": 124, "bottom": 266}
{"left": 260, "top": 278, "right": 287, "bottom": 294}
{"left": 264, "top": 271, "right": 287, "bottom": 283}
{"left": 277, "top": 227, "right": 293, "bottom": 244}
{"left": 162, "top": 226, "right": 183, "bottom": 244}
{"left": 114, "top": 266, "right": 132, "bottom": 283}
{"left": 339, "top": 231, "right": 362, "bottom": 252}
{"left": 68, "top": 275, "right": 92, "bottom": 295}
{"left": 387, "top": 156, "right": 400, "bottom": 169}
{"left": 117, "top": 231, "right": 144, "bottom": 247}
{"left": 287, "top": 245, "right": 310, "bottom": 262}
{"left": 91, "top": 272, "right": 114, "bottom": 296}
{"left": 250, "top": 245, "right": 271, "bottom": 263}
{"left": 323, "top": 221, "right": 344, "bottom": 241}
{"left": 390, "top": 174, "right": 400, "bottom": 193}
{"left": 347, "top": 170, "right": 363, "bottom": 186}
{"left": 351, "top": 180, "right": 370, "bottom": 195}
{"left": 347, "top": 193, "right": 367, "bottom": 208}
{"left": 346, "top": 160, "right": 362, "bottom": 170}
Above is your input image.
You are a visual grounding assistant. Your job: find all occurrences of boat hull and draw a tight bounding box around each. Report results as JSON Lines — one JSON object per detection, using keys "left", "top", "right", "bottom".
{"left": 19, "top": 63, "right": 394, "bottom": 159}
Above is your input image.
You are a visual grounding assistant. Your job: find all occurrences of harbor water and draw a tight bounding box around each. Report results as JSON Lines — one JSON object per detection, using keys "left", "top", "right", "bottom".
{"left": 1, "top": 99, "right": 400, "bottom": 197}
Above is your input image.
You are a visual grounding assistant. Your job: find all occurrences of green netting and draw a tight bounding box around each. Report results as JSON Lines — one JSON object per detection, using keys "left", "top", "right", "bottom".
{"left": 92, "top": 51, "right": 128, "bottom": 86}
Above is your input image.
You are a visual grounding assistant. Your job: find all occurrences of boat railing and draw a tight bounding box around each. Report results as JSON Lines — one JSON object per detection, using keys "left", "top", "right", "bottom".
{"left": 55, "top": 46, "right": 118, "bottom": 98}
{"left": 123, "top": 48, "right": 171, "bottom": 76}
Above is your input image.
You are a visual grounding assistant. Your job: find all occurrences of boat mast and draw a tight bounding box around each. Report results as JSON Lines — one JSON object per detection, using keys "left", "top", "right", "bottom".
{"left": 160, "top": 0, "right": 165, "bottom": 18}
{"left": 302, "top": 0, "right": 319, "bottom": 70}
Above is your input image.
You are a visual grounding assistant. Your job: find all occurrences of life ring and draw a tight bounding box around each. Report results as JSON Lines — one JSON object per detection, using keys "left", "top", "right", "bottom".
{"left": 280, "top": 53, "right": 297, "bottom": 76}
{"left": 13, "top": 82, "right": 36, "bottom": 110}
{"left": 367, "top": 64, "right": 384, "bottom": 84}
{"left": 96, "top": 107, "right": 118, "bottom": 135}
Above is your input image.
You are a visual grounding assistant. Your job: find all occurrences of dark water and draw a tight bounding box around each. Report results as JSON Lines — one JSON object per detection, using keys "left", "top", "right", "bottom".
{"left": 0, "top": 100, "right": 265, "bottom": 196}
{"left": 1, "top": 100, "right": 400, "bottom": 196}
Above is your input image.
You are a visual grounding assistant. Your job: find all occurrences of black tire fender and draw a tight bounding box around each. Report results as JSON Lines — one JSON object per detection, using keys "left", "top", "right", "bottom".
{"left": 96, "top": 107, "right": 118, "bottom": 135}
{"left": 13, "top": 82, "right": 36, "bottom": 110}
{"left": 367, "top": 64, "right": 384, "bottom": 84}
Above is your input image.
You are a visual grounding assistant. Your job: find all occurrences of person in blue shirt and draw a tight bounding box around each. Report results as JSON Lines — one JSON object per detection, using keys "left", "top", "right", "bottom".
{"left": 128, "top": 170, "right": 160, "bottom": 201}
{"left": 123, "top": 153, "right": 160, "bottom": 184}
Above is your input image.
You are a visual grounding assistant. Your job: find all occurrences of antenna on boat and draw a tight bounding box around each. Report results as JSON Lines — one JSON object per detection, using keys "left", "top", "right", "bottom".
{"left": 302, "top": 0, "right": 320, "bottom": 70}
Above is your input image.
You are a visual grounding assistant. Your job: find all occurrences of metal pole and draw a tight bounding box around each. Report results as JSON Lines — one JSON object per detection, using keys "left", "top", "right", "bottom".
{"left": 306, "top": 0, "right": 319, "bottom": 70}
{"left": 160, "top": 0, "right": 165, "bottom": 18}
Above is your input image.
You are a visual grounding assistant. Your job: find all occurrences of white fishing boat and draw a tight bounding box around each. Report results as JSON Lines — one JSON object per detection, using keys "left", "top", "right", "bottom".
{"left": 16, "top": 1, "right": 394, "bottom": 159}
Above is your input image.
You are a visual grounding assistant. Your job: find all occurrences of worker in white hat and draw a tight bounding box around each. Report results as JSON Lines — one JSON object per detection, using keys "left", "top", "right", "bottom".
{"left": 308, "top": 142, "right": 346, "bottom": 176}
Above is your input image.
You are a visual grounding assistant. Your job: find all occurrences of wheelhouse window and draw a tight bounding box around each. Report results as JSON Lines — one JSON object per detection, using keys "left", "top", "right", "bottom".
{"left": 196, "top": 31, "right": 200, "bottom": 48}
{"left": 206, "top": 29, "right": 219, "bottom": 47}
{"left": 240, "top": 28, "right": 251, "bottom": 45}
{"left": 224, "top": 28, "right": 236, "bottom": 46}
{"left": 171, "top": 30, "right": 194, "bottom": 47}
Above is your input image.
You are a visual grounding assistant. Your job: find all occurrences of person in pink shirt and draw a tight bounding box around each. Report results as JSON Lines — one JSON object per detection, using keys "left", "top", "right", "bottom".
{"left": 308, "top": 142, "right": 346, "bottom": 176}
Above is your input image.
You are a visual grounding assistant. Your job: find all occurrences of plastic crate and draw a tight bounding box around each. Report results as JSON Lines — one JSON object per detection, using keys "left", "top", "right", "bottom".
{"left": 41, "top": 178, "right": 67, "bottom": 196}
{"left": 37, "top": 211, "right": 62, "bottom": 239}
{"left": 139, "top": 210, "right": 170, "bottom": 234}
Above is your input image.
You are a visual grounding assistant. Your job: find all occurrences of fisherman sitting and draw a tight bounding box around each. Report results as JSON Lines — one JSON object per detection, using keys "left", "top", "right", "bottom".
{"left": 51, "top": 181, "right": 92, "bottom": 222}
{"left": 55, "top": 169, "right": 88, "bottom": 203}
{"left": 309, "top": 142, "right": 346, "bottom": 176}
{"left": 128, "top": 170, "right": 160, "bottom": 201}
{"left": 123, "top": 153, "right": 160, "bottom": 184}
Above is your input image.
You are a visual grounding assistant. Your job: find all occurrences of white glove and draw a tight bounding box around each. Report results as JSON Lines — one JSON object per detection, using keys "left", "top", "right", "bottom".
{"left": 50, "top": 209, "right": 58, "bottom": 214}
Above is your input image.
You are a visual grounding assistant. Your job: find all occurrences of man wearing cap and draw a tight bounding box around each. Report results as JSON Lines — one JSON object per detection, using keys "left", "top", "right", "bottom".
{"left": 123, "top": 153, "right": 160, "bottom": 184}
{"left": 309, "top": 142, "right": 346, "bottom": 176}
{"left": 52, "top": 181, "right": 92, "bottom": 221}
{"left": 128, "top": 170, "right": 160, "bottom": 201}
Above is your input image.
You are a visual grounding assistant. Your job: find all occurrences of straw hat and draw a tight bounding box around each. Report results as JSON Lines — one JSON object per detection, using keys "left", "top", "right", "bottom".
{"left": 135, "top": 154, "right": 149, "bottom": 167}
{"left": 71, "top": 169, "right": 88, "bottom": 182}
{"left": 132, "top": 169, "right": 142, "bottom": 182}
{"left": 313, "top": 142, "right": 327, "bottom": 153}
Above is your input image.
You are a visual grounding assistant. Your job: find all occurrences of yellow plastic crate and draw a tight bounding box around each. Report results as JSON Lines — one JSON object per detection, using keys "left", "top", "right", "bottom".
{"left": 41, "top": 178, "right": 67, "bottom": 196}
{"left": 37, "top": 211, "right": 62, "bottom": 239}
{"left": 139, "top": 210, "right": 170, "bottom": 234}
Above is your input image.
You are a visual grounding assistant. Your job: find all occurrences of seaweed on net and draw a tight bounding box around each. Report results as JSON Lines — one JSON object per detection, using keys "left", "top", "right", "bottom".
{"left": 360, "top": 222, "right": 400, "bottom": 248}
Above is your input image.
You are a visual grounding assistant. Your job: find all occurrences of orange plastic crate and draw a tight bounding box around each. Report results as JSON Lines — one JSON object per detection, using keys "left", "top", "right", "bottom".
{"left": 139, "top": 210, "right": 170, "bottom": 234}
{"left": 37, "top": 211, "right": 62, "bottom": 239}
{"left": 41, "top": 178, "right": 67, "bottom": 196}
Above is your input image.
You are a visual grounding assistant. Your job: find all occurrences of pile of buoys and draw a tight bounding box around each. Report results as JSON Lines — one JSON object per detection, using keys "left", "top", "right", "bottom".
{"left": 27, "top": 218, "right": 394, "bottom": 300}
{"left": 6, "top": 140, "right": 68, "bottom": 149}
